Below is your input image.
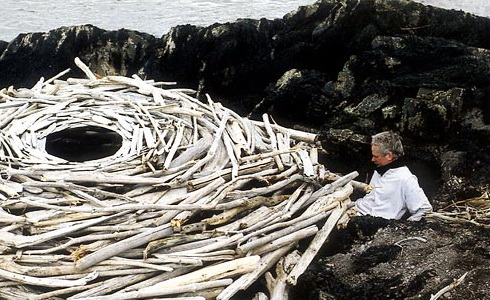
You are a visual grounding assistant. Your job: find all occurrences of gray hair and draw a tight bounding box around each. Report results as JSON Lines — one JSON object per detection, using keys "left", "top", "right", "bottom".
{"left": 371, "top": 131, "right": 404, "bottom": 160}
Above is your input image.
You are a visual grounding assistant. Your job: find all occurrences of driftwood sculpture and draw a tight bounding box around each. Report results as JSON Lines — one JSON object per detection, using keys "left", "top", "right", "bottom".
{"left": 0, "top": 57, "right": 359, "bottom": 299}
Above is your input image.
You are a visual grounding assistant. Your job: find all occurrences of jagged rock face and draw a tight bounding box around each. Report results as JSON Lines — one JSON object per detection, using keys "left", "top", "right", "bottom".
{"left": 0, "top": 25, "right": 158, "bottom": 88}
{"left": 249, "top": 69, "right": 331, "bottom": 126}
{"left": 146, "top": 19, "right": 283, "bottom": 103}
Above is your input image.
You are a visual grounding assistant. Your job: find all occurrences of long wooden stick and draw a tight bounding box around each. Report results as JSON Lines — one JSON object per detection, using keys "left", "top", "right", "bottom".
{"left": 0, "top": 211, "right": 128, "bottom": 248}
{"left": 217, "top": 245, "right": 294, "bottom": 300}
{"left": 286, "top": 204, "right": 347, "bottom": 285}
{"left": 74, "top": 279, "right": 232, "bottom": 300}
{"left": 75, "top": 224, "right": 173, "bottom": 271}
{"left": 430, "top": 272, "right": 469, "bottom": 300}
{"left": 0, "top": 268, "right": 98, "bottom": 288}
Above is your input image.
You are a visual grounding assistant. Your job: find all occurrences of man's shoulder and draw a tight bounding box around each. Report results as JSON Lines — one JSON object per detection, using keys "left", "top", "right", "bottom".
{"left": 386, "top": 165, "right": 413, "bottom": 177}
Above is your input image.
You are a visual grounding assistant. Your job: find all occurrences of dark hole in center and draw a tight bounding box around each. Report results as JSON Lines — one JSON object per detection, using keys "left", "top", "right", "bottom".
{"left": 45, "top": 126, "right": 123, "bottom": 162}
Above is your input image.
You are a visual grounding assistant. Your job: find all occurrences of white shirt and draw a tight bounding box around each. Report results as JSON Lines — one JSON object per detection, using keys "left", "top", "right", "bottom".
{"left": 355, "top": 165, "right": 433, "bottom": 221}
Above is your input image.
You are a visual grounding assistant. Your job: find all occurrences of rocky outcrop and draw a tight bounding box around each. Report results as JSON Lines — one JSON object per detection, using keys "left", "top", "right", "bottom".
{"left": 0, "top": 25, "right": 158, "bottom": 88}
{"left": 0, "top": 0, "right": 489, "bottom": 298}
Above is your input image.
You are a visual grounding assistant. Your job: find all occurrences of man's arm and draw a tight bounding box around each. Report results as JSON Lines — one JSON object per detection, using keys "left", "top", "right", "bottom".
{"left": 404, "top": 175, "right": 433, "bottom": 221}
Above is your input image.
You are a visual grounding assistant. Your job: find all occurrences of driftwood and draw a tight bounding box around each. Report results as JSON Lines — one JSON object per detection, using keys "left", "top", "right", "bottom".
{"left": 266, "top": 250, "right": 301, "bottom": 300}
{"left": 428, "top": 192, "right": 490, "bottom": 228}
{"left": 430, "top": 271, "right": 469, "bottom": 300}
{"left": 0, "top": 58, "right": 360, "bottom": 299}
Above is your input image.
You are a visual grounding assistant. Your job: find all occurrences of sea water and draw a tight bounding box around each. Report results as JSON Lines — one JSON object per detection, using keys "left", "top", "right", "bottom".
{"left": 414, "top": 0, "right": 490, "bottom": 19}
{"left": 1, "top": 0, "right": 317, "bottom": 42}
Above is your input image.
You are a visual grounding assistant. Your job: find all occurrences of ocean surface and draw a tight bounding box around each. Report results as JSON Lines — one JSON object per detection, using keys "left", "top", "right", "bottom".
{"left": 2, "top": 0, "right": 317, "bottom": 42}
{"left": 1, "top": 0, "right": 489, "bottom": 42}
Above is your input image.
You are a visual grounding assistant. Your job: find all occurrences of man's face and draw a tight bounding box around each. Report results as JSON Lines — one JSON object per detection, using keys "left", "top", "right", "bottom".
{"left": 371, "top": 145, "right": 393, "bottom": 167}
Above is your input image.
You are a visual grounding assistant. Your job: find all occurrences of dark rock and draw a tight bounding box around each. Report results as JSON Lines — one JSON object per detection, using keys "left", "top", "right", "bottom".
{"left": 143, "top": 19, "right": 285, "bottom": 115}
{"left": 400, "top": 87, "right": 465, "bottom": 139}
{"left": 0, "top": 40, "right": 8, "bottom": 54}
{"left": 0, "top": 25, "right": 158, "bottom": 88}
{"left": 249, "top": 68, "right": 331, "bottom": 126}
{"left": 440, "top": 150, "right": 467, "bottom": 180}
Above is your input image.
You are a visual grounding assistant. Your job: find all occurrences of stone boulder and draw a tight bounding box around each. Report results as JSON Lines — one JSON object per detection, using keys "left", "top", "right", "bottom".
{"left": 0, "top": 25, "right": 158, "bottom": 88}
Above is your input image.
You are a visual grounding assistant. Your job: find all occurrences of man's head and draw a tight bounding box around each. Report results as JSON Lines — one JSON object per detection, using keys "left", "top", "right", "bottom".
{"left": 370, "top": 131, "right": 404, "bottom": 167}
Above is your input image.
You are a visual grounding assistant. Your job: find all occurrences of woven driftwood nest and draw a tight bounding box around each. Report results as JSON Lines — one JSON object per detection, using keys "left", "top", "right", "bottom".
{"left": 0, "top": 58, "right": 359, "bottom": 299}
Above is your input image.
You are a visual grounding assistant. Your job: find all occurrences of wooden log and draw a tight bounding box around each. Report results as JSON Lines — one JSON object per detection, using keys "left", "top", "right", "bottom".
{"left": 172, "top": 233, "right": 244, "bottom": 255}
{"left": 221, "top": 130, "right": 240, "bottom": 179}
{"left": 74, "top": 57, "right": 97, "bottom": 81}
{"left": 139, "top": 256, "right": 259, "bottom": 290}
{"left": 177, "top": 114, "right": 230, "bottom": 181}
{"left": 38, "top": 170, "right": 184, "bottom": 186}
{"left": 32, "top": 273, "right": 153, "bottom": 300}
{"left": 429, "top": 272, "right": 469, "bottom": 300}
{"left": 97, "top": 257, "right": 174, "bottom": 272}
{"left": 266, "top": 250, "right": 301, "bottom": 300}
{"left": 225, "top": 173, "right": 303, "bottom": 200}
{"left": 0, "top": 103, "right": 29, "bottom": 130}
{"left": 217, "top": 245, "right": 295, "bottom": 300}
{"left": 0, "top": 268, "right": 98, "bottom": 288}
{"left": 143, "top": 232, "right": 215, "bottom": 258}
{"left": 236, "top": 214, "right": 324, "bottom": 255}
{"left": 116, "top": 266, "right": 195, "bottom": 292}
{"left": 151, "top": 236, "right": 228, "bottom": 255}
{"left": 286, "top": 204, "right": 347, "bottom": 285}
{"left": 227, "top": 183, "right": 306, "bottom": 233}
{"left": 250, "top": 119, "right": 318, "bottom": 144}
{"left": 250, "top": 226, "right": 318, "bottom": 256}
{"left": 276, "top": 132, "right": 293, "bottom": 166}
{"left": 168, "top": 135, "right": 212, "bottom": 169}
{"left": 323, "top": 171, "right": 370, "bottom": 192}
{"left": 300, "top": 183, "right": 353, "bottom": 218}
{"left": 261, "top": 114, "right": 284, "bottom": 171}
{"left": 297, "top": 149, "right": 314, "bottom": 177}
{"left": 178, "top": 287, "right": 225, "bottom": 300}
{"left": 0, "top": 211, "right": 128, "bottom": 248}
{"left": 74, "top": 280, "right": 230, "bottom": 300}
{"left": 307, "top": 171, "right": 358, "bottom": 203}
{"left": 15, "top": 197, "right": 231, "bottom": 214}
{"left": 252, "top": 292, "right": 270, "bottom": 300}
{"left": 213, "top": 206, "right": 276, "bottom": 233}
{"left": 75, "top": 222, "right": 173, "bottom": 271}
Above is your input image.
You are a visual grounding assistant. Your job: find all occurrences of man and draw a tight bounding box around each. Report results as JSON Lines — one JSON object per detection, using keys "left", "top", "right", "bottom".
{"left": 355, "top": 131, "right": 433, "bottom": 221}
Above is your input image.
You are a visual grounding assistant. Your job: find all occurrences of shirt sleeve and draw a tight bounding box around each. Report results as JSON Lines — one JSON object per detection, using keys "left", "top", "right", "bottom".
{"left": 403, "top": 175, "right": 433, "bottom": 221}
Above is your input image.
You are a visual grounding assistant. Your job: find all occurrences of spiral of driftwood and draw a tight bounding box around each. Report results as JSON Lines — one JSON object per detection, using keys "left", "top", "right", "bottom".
{"left": 0, "top": 58, "right": 358, "bottom": 300}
